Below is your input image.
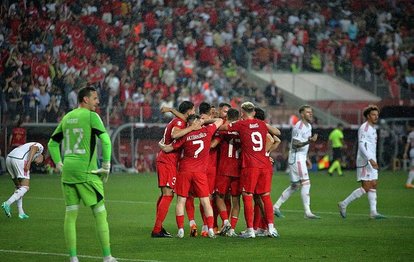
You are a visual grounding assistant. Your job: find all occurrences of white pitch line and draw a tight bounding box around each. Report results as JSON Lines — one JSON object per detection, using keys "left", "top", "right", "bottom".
{"left": 0, "top": 249, "right": 161, "bottom": 262}
{"left": 4, "top": 196, "right": 414, "bottom": 219}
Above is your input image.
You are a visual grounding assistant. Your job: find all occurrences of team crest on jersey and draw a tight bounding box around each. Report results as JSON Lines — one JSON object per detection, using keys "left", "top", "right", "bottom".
{"left": 249, "top": 123, "right": 259, "bottom": 128}
{"left": 177, "top": 121, "right": 183, "bottom": 126}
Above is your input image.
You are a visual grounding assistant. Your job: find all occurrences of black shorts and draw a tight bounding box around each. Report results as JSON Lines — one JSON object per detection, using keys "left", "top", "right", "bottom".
{"left": 332, "top": 148, "right": 342, "bottom": 160}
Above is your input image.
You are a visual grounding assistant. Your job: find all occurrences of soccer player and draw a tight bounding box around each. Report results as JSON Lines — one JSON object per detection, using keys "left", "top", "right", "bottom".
{"left": 214, "top": 108, "right": 241, "bottom": 237}
{"left": 403, "top": 122, "right": 414, "bottom": 189}
{"left": 338, "top": 105, "right": 386, "bottom": 219}
{"left": 328, "top": 123, "right": 345, "bottom": 176}
{"left": 218, "top": 102, "right": 231, "bottom": 120}
{"left": 273, "top": 105, "right": 320, "bottom": 219}
{"left": 222, "top": 102, "right": 280, "bottom": 238}
{"left": 199, "top": 102, "right": 221, "bottom": 236}
{"left": 48, "top": 86, "right": 117, "bottom": 262}
{"left": 1, "top": 142, "right": 44, "bottom": 219}
{"left": 159, "top": 115, "right": 224, "bottom": 238}
{"left": 253, "top": 107, "right": 281, "bottom": 235}
{"left": 152, "top": 102, "right": 199, "bottom": 237}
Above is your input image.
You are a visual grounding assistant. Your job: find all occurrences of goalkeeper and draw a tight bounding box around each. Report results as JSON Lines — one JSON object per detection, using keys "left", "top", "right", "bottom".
{"left": 48, "top": 86, "right": 117, "bottom": 262}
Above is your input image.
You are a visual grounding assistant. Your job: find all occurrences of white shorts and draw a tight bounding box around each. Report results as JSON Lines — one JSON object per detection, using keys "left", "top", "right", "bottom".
{"left": 289, "top": 159, "right": 309, "bottom": 182}
{"left": 6, "top": 157, "right": 30, "bottom": 180}
{"left": 357, "top": 162, "right": 378, "bottom": 181}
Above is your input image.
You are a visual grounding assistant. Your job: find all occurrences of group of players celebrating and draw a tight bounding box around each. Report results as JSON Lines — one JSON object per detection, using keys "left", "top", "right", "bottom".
{"left": 151, "top": 100, "right": 317, "bottom": 239}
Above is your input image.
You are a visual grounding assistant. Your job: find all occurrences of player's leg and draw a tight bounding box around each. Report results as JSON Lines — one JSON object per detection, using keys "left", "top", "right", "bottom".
{"left": 62, "top": 183, "right": 80, "bottom": 261}
{"left": 152, "top": 186, "right": 174, "bottom": 237}
{"left": 185, "top": 195, "right": 197, "bottom": 237}
{"left": 338, "top": 179, "right": 366, "bottom": 219}
{"left": 2, "top": 159, "right": 29, "bottom": 217}
{"left": 215, "top": 176, "right": 231, "bottom": 235}
{"left": 406, "top": 157, "right": 414, "bottom": 188}
{"left": 199, "top": 196, "right": 215, "bottom": 238}
{"left": 176, "top": 195, "right": 187, "bottom": 238}
{"left": 152, "top": 163, "right": 175, "bottom": 236}
{"left": 301, "top": 179, "right": 320, "bottom": 219}
{"left": 363, "top": 180, "right": 385, "bottom": 219}
{"left": 273, "top": 163, "right": 300, "bottom": 217}
{"left": 273, "top": 182, "right": 299, "bottom": 217}
{"left": 16, "top": 178, "right": 30, "bottom": 219}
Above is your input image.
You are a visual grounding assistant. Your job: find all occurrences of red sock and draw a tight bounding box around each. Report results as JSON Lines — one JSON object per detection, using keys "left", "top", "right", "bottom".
{"left": 206, "top": 215, "right": 214, "bottom": 229}
{"left": 219, "top": 210, "right": 228, "bottom": 222}
{"left": 242, "top": 194, "right": 254, "bottom": 228}
{"left": 176, "top": 215, "right": 185, "bottom": 229}
{"left": 185, "top": 197, "right": 195, "bottom": 221}
{"left": 253, "top": 203, "right": 261, "bottom": 230}
{"left": 230, "top": 216, "right": 238, "bottom": 229}
{"left": 261, "top": 194, "right": 274, "bottom": 225}
{"left": 153, "top": 195, "right": 173, "bottom": 232}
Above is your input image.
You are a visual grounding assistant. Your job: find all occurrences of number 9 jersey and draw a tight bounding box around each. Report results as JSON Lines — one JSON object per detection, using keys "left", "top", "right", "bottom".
{"left": 48, "top": 107, "right": 112, "bottom": 183}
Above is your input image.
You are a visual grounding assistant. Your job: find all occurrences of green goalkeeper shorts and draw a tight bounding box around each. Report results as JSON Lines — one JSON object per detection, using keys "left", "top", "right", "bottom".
{"left": 62, "top": 180, "right": 105, "bottom": 207}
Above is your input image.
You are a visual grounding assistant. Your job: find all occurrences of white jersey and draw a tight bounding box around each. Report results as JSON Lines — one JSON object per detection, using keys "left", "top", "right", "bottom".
{"left": 7, "top": 142, "right": 44, "bottom": 161}
{"left": 288, "top": 120, "right": 311, "bottom": 163}
{"left": 6, "top": 142, "right": 44, "bottom": 180}
{"left": 356, "top": 122, "right": 378, "bottom": 181}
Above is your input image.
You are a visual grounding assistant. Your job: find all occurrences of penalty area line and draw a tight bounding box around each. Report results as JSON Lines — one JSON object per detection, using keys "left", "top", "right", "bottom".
{"left": 0, "top": 249, "right": 161, "bottom": 262}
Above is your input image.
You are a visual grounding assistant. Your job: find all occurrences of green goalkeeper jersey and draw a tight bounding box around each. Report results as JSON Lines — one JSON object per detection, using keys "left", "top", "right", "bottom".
{"left": 48, "top": 107, "right": 111, "bottom": 184}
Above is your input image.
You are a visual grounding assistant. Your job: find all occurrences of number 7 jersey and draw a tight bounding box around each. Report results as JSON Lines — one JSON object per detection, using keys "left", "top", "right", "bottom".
{"left": 48, "top": 107, "right": 112, "bottom": 183}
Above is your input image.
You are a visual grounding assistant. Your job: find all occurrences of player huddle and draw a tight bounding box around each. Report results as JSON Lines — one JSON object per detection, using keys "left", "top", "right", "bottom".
{"left": 153, "top": 100, "right": 283, "bottom": 239}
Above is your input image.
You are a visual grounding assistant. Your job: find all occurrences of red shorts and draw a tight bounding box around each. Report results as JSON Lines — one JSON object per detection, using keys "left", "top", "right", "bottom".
{"left": 175, "top": 171, "right": 210, "bottom": 198}
{"left": 240, "top": 167, "right": 272, "bottom": 194}
{"left": 215, "top": 174, "right": 241, "bottom": 196}
{"left": 206, "top": 165, "right": 217, "bottom": 194}
{"left": 156, "top": 161, "right": 177, "bottom": 189}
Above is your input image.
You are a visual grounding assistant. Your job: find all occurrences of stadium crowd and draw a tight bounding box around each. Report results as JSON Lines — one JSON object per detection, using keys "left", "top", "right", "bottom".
{"left": 0, "top": 0, "right": 413, "bottom": 127}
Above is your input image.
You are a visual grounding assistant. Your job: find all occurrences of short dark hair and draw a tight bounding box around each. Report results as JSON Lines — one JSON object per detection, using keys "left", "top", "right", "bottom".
{"left": 227, "top": 108, "right": 240, "bottom": 121}
{"left": 187, "top": 114, "right": 200, "bottom": 124}
{"left": 199, "top": 102, "right": 212, "bottom": 115}
{"left": 363, "top": 105, "right": 379, "bottom": 118}
{"left": 78, "top": 86, "right": 97, "bottom": 103}
{"left": 254, "top": 107, "right": 266, "bottom": 121}
{"left": 299, "top": 104, "right": 312, "bottom": 114}
{"left": 219, "top": 102, "right": 231, "bottom": 109}
{"left": 178, "top": 101, "right": 194, "bottom": 114}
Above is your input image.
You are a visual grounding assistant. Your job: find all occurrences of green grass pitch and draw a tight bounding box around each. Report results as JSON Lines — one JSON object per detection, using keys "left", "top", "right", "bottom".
{"left": 0, "top": 170, "right": 413, "bottom": 262}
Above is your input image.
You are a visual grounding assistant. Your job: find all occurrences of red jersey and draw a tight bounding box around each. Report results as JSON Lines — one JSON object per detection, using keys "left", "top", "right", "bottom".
{"left": 156, "top": 117, "right": 186, "bottom": 165}
{"left": 228, "top": 118, "right": 269, "bottom": 168}
{"left": 173, "top": 124, "right": 217, "bottom": 173}
{"left": 218, "top": 131, "right": 241, "bottom": 177}
{"left": 10, "top": 127, "right": 27, "bottom": 148}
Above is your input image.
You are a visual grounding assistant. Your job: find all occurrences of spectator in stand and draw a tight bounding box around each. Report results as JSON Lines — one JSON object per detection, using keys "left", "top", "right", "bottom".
{"left": 45, "top": 94, "right": 59, "bottom": 123}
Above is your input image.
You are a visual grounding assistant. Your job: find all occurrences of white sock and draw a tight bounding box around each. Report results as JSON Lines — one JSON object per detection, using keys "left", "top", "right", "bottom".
{"left": 342, "top": 187, "right": 366, "bottom": 207}
{"left": 6, "top": 187, "right": 29, "bottom": 206}
{"left": 301, "top": 182, "right": 311, "bottom": 215}
{"left": 268, "top": 223, "right": 275, "bottom": 231}
{"left": 274, "top": 186, "right": 297, "bottom": 209}
{"left": 202, "top": 225, "right": 208, "bottom": 232}
{"left": 189, "top": 219, "right": 196, "bottom": 227}
{"left": 223, "top": 219, "right": 230, "bottom": 226}
{"left": 70, "top": 256, "right": 79, "bottom": 262}
{"left": 407, "top": 170, "right": 414, "bottom": 185}
{"left": 367, "top": 189, "right": 377, "bottom": 215}
{"left": 17, "top": 197, "right": 25, "bottom": 215}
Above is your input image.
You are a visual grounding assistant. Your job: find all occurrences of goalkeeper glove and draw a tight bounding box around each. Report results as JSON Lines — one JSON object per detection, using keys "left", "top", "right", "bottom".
{"left": 56, "top": 162, "right": 63, "bottom": 173}
{"left": 91, "top": 162, "right": 111, "bottom": 182}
